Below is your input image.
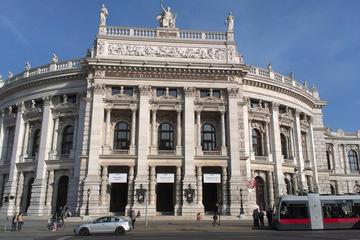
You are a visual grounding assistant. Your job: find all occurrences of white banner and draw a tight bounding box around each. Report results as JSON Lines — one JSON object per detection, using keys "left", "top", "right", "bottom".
{"left": 203, "top": 174, "right": 221, "bottom": 183}
{"left": 109, "top": 173, "right": 128, "bottom": 183}
{"left": 157, "top": 173, "right": 175, "bottom": 183}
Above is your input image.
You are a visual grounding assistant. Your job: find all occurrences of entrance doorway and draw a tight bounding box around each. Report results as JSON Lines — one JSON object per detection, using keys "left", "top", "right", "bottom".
{"left": 156, "top": 183, "right": 174, "bottom": 214}
{"left": 255, "top": 176, "right": 266, "bottom": 211}
{"left": 56, "top": 176, "right": 69, "bottom": 212}
{"left": 203, "top": 183, "right": 218, "bottom": 213}
{"left": 25, "top": 178, "right": 34, "bottom": 213}
{"left": 110, "top": 183, "right": 128, "bottom": 214}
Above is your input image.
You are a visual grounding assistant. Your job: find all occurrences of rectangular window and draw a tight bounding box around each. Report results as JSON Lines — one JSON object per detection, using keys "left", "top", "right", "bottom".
{"left": 156, "top": 88, "right": 165, "bottom": 97}
{"left": 280, "top": 203, "right": 309, "bottom": 219}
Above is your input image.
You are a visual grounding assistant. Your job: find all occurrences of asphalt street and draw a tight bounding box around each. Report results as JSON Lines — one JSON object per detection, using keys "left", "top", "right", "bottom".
{"left": 1, "top": 219, "right": 360, "bottom": 240}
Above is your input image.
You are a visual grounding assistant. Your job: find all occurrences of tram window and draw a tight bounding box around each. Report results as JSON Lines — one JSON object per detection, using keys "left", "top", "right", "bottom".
{"left": 322, "top": 201, "right": 360, "bottom": 218}
{"left": 280, "top": 203, "right": 308, "bottom": 219}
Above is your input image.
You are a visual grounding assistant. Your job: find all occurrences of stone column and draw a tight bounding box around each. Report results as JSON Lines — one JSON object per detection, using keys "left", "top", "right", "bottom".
{"left": 222, "top": 167, "right": 228, "bottom": 214}
{"left": 265, "top": 122, "right": 272, "bottom": 160}
{"left": 129, "top": 105, "right": 137, "bottom": 155}
{"left": 309, "top": 119, "right": 319, "bottom": 193}
{"left": 0, "top": 110, "right": 4, "bottom": 165}
{"left": 149, "top": 166, "right": 156, "bottom": 212}
{"left": 104, "top": 108, "right": 111, "bottom": 147}
{"left": 81, "top": 84, "right": 106, "bottom": 216}
{"left": 196, "top": 166, "right": 204, "bottom": 212}
{"left": 21, "top": 121, "right": 30, "bottom": 159}
{"left": 195, "top": 109, "right": 203, "bottom": 156}
{"left": 227, "top": 88, "right": 242, "bottom": 215}
{"left": 220, "top": 107, "right": 227, "bottom": 156}
{"left": 133, "top": 85, "right": 151, "bottom": 215}
{"left": 15, "top": 172, "right": 24, "bottom": 213}
{"left": 174, "top": 166, "right": 182, "bottom": 215}
{"left": 71, "top": 117, "right": 78, "bottom": 157}
{"left": 45, "top": 170, "right": 54, "bottom": 212}
{"left": 266, "top": 171, "right": 274, "bottom": 208}
{"left": 1, "top": 103, "right": 26, "bottom": 216}
{"left": 28, "top": 96, "right": 54, "bottom": 216}
{"left": 270, "top": 102, "right": 286, "bottom": 202}
{"left": 50, "top": 117, "right": 59, "bottom": 158}
{"left": 294, "top": 110, "right": 307, "bottom": 191}
{"left": 182, "top": 87, "right": 198, "bottom": 215}
{"left": 100, "top": 166, "right": 108, "bottom": 206}
{"left": 176, "top": 107, "right": 182, "bottom": 156}
{"left": 126, "top": 166, "right": 134, "bottom": 212}
{"left": 151, "top": 109, "right": 157, "bottom": 155}
{"left": 289, "top": 127, "right": 296, "bottom": 161}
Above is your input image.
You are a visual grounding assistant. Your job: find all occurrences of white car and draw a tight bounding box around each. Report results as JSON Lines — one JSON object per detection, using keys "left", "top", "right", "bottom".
{"left": 74, "top": 216, "right": 131, "bottom": 236}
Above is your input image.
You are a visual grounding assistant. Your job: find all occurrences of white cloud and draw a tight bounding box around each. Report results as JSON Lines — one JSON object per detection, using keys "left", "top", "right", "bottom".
{"left": 0, "top": 14, "right": 29, "bottom": 46}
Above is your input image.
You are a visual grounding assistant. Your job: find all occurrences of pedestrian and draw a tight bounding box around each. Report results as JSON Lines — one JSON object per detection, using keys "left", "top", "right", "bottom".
{"left": 11, "top": 213, "right": 17, "bottom": 231}
{"left": 212, "top": 213, "right": 220, "bottom": 227}
{"left": 252, "top": 209, "right": 259, "bottom": 228}
{"left": 266, "top": 208, "right": 273, "bottom": 227}
{"left": 137, "top": 210, "right": 141, "bottom": 218}
{"left": 17, "top": 213, "right": 24, "bottom": 231}
{"left": 259, "top": 210, "right": 265, "bottom": 227}
{"left": 130, "top": 210, "right": 136, "bottom": 229}
{"left": 196, "top": 212, "right": 201, "bottom": 221}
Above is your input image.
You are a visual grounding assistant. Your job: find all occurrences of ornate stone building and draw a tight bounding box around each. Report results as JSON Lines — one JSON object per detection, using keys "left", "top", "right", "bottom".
{"left": 0, "top": 5, "right": 359, "bottom": 217}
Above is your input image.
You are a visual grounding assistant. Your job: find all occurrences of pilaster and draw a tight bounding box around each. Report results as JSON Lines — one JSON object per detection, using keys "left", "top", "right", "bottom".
{"left": 294, "top": 110, "right": 307, "bottom": 191}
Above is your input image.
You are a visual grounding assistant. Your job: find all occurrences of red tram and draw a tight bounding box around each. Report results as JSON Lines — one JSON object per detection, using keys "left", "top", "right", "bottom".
{"left": 272, "top": 193, "right": 360, "bottom": 230}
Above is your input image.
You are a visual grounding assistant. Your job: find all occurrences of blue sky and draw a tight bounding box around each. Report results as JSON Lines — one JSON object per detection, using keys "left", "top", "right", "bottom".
{"left": 0, "top": 0, "right": 359, "bottom": 131}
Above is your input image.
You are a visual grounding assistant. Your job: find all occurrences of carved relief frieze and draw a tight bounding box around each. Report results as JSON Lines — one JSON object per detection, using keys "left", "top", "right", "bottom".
{"left": 94, "top": 70, "right": 106, "bottom": 78}
{"left": 251, "top": 121, "right": 266, "bottom": 133}
{"left": 139, "top": 85, "right": 152, "bottom": 96}
{"left": 96, "top": 41, "right": 106, "bottom": 55}
{"left": 93, "top": 83, "right": 111, "bottom": 96}
{"left": 227, "top": 87, "right": 239, "bottom": 98}
{"left": 107, "top": 44, "right": 226, "bottom": 60}
{"left": 184, "top": 87, "right": 196, "bottom": 97}
{"left": 249, "top": 100, "right": 270, "bottom": 122}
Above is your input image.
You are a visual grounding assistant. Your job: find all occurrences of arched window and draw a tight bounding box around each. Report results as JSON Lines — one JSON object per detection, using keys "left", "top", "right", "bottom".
{"left": 114, "top": 122, "right": 130, "bottom": 150}
{"left": 326, "top": 150, "right": 332, "bottom": 170}
{"left": 252, "top": 129, "right": 263, "bottom": 156}
{"left": 61, "top": 125, "right": 74, "bottom": 155}
{"left": 348, "top": 150, "right": 359, "bottom": 171}
{"left": 31, "top": 129, "right": 41, "bottom": 157}
{"left": 158, "top": 122, "right": 174, "bottom": 150}
{"left": 201, "top": 123, "right": 216, "bottom": 151}
{"left": 280, "top": 133, "right": 288, "bottom": 159}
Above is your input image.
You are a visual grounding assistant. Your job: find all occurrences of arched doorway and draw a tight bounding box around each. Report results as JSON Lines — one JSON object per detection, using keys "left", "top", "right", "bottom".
{"left": 25, "top": 178, "right": 34, "bottom": 213}
{"left": 55, "top": 176, "right": 69, "bottom": 212}
{"left": 255, "top": 176, "right": 266, "bottom": 211}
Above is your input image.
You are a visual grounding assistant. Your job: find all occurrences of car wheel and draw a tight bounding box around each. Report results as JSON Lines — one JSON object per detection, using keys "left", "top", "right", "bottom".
{"left": 115, "top": 226, "right": 125, "bottom": 235}
{"left": 79, "top": 227, "right": 90, "bottom": 236}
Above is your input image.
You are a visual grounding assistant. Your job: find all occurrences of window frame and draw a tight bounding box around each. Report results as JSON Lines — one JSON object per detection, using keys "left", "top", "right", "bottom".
{"left": 201, "top": 123, "right": 216, "bottom": 151}
{"left": 61, "top": 125, "right": 74, "bottom": 155}
{"left": 158, "top": 122, "right": 175, "bottom": 150}
{"left": 113, "top": 121, "right": 131, "bottom": 150}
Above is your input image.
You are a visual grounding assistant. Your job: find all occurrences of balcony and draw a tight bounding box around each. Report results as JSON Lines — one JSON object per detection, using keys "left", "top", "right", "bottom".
{"left": 203, "top": 151, "right": 221, "bottom": 156}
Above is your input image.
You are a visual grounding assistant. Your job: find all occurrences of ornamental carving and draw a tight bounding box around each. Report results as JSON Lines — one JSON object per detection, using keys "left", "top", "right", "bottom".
{"left": 93, "top": 83, "right": 111, "bottom": 96}
{"left": 94, "top": 70, "right": 106, "bottom": 78}
{"left": 97, "top": 41, "right": 105, "bottom": 55}
{"left": 107, "top": 44, "right": 226, "bottom": 60}
{"left": 184, "top": 87, "right": 196, "bottom": 97}
{"left": 251, "top": 121, "right": 265, "bottom": 133}
{"left": 139, "top": 85, "right": 152, "bottom": 96}
{"left": 227, "top": 87, "right": 239, "bottom": 98}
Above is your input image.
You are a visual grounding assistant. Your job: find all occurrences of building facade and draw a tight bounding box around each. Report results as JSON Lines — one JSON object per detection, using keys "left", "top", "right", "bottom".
{"left": 0, "top": 6, "right": 359, "bottom": 217}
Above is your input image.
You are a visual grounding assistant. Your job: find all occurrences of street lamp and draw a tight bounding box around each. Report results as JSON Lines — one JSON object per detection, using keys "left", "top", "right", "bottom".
{"left": 240, "top": 188, "right": 244, "bottom": 215}
{"left": 85, "top": 188, "right": 91, "bottom": 216}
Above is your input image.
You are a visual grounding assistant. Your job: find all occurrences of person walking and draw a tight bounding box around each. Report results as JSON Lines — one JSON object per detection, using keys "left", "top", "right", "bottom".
{"left": 130, "top": 210, "right": 136, "bottom": 229}
{"left": 259, "top": 210, "right": 265, "bottom": 227}
{"left": 11, "top": 213, "right": 17, "bottom": 231}
{"left": 266, "top": 208, "right": 273, "bottom": 227}
{"left": 252, "top": 209, "right": 259, "bottom": 228}
{"left": 212, "top": 213, "right": 220, "bottom": 227}
{"left": 17, "top": 213, "right": 24, "bottom": 231}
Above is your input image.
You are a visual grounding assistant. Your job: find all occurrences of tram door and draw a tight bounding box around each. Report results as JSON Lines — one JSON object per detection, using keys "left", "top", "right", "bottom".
{"left": 156, "top": 173, "right": 175, "bottom": 215}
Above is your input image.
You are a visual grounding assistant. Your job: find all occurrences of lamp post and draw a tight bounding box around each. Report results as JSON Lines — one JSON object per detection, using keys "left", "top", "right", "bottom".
{"left": 240, "top": 188, "right": 244, "bottom": 216}
{"left": 85, "top": 188, "right": 91, "bottom": 216}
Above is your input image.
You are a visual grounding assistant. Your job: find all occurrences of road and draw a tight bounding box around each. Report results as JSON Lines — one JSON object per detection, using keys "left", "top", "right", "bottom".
{"left": 1, "top": 219, "right": 360, "bottom": 240}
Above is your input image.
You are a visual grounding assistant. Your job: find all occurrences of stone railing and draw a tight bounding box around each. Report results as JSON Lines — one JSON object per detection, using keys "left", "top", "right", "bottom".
{"left": 248, "top": 66, "right": 316, "bottom": 98}
{"left": 158, "top": 150, "right": 176, "bottom": 155}
{"left": 203, "top": 150, "right": 221, "bottom": 156}
{"left": 105, "top": 26, "right": 227, "bottom": 41}
{"left": 1, "top": 59, "right": 82, "bottom": 87}
{"left": 112, "top": 149, "right": 130, "bottom": 155}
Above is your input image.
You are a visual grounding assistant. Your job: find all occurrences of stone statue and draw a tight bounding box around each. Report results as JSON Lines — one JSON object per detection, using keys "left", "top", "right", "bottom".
{"left": 99, "top": 4, "right": 108, "bottom": 26}
{"left": 25, "top": 62, "right": 31, "bottom": 71}
{"left": 267, "top": 62, "right": 272, "bottom": 72}
{"left": 226, "top": 11, "right": 234, "bottom": 32}
{"left": 157, "top": 0, "right": 176, "bottom": 28}
{"left": 8, "top": 72, "right": 13, "bottom": 78}
{"left": 51, "top": 53, "right": 58, "bottom": 64}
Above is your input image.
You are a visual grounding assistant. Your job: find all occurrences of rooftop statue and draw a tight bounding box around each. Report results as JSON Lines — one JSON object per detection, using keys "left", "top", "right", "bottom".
{"left": 226, "top": 11, "right": 234, "bottom": 32}
{"left": 100, "top": 4, "right": 109, "bottom": 26}
{"left": 157, "top": 0, "right": 176, "bottom": 28}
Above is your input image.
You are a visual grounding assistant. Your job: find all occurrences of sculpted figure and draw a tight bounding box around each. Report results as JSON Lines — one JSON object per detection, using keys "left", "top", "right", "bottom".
{"left": 157, "top": 0, "right": 176, "bottom": 28}
{"left": 100, "top": 4, "right": 108, "bottom": 26}
{"left": 226, "top": 11, "right": 234, "bottom": 32}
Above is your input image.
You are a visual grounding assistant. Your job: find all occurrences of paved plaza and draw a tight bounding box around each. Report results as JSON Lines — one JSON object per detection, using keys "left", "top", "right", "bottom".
{"left": 0, "top": 217, "right": 360, "bottom": 240}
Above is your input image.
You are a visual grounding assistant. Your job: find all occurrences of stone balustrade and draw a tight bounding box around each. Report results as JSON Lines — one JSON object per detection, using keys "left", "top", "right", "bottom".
{"left": 1, "top": 59, "right": 82, "bottom": 87}
{"left": 248, "top": 66, "right": 316, "bottom": 98}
